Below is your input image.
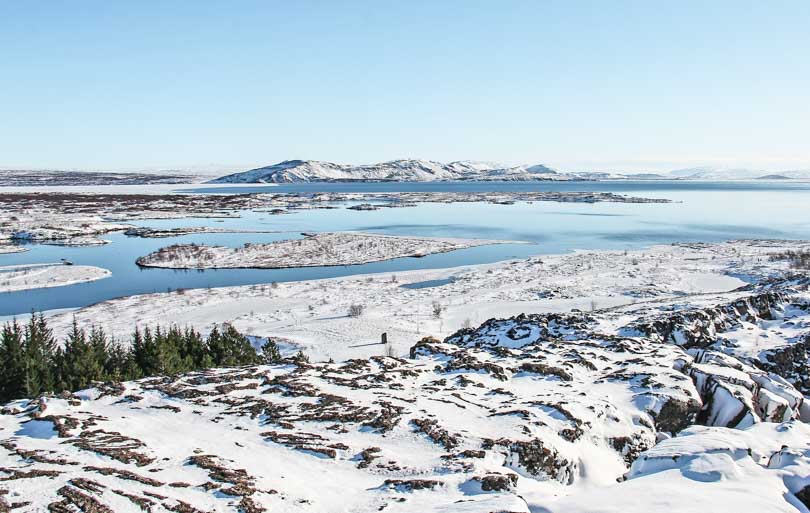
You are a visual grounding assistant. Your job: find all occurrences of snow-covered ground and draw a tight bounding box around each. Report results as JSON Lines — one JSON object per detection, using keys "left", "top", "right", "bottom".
{"left": 1, "top": 286, "right": 808, "bottom": 512}
{"left": 136, "top": 232, "right": 520, "bottom": 269}
{"left": 40, "top": 240, "right": 804, "bottom": 363}
{"left": 3, "top": 240, "right": 810, "bottom": 512}
{"left": 0, "top": 263, "right": 111, "bottom": 293}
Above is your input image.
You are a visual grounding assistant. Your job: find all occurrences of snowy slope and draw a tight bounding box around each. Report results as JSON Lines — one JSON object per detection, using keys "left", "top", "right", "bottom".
{"left": 3, "top": 271, "right": 810, "bottom": 511}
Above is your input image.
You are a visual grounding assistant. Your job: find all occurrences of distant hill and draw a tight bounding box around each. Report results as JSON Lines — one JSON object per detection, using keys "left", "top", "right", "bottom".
{"left": 0, "top": 169, "right": 202, "bottom": 186}
{"left": 209, "top": 159, "right": 604, "bottom": 183}
{"left": 209, "top": 160, "right": 810, "bottom": 184}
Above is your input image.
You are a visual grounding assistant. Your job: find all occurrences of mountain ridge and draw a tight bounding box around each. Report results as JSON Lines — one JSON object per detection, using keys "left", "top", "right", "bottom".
{"left": 207, "top": 159, "right": 595, "bottom": 184}
{"left": 209, "top": 160, "right": 810, "bottom": 184}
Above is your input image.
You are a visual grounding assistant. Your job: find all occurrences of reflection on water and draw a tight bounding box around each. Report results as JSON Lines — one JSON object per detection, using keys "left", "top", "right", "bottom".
{"left": 2, "top": 181, "right": 810, "bottom": 315}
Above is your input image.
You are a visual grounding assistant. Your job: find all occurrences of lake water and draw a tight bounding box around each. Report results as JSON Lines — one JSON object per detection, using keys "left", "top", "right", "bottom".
{"left": 3, "top": 180, "right": 810, "bottom": 316}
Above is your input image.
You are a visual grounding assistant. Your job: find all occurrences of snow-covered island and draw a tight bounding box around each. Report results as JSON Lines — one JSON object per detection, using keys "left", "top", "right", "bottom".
{"left": 0, "top": 263, "right": 111, "bottom": 293}
{"left": 136, "top": 232, "right": 520, "bottom": 269}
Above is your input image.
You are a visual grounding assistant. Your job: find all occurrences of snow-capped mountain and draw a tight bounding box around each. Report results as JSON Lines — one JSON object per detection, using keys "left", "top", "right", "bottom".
{"left": 208, "top": 159, "right": 577, "bottom": 183}
{"left": 208, "top": 160, "right": 352, "bottom": 184}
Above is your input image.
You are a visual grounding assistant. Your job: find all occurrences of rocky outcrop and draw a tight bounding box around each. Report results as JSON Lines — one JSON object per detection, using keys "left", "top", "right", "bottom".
{"left": 626, "top": 290, "right": 790, "bottom": 348}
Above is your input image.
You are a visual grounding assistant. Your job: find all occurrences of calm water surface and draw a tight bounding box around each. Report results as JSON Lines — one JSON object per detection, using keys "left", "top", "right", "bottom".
{"left": 2, "top": 180, "right": 810, "bottom": 315}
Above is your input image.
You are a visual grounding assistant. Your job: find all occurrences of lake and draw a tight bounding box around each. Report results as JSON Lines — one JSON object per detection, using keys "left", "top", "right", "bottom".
{"left": 2, "top": 180, "right": 810, "bottom": 316}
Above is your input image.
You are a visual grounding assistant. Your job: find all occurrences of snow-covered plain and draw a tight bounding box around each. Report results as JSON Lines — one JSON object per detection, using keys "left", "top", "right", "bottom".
{"left": 136, "top": 232, "right": 520, "bottom": 269}
{"left": 0, "top": 263, "right": 111, "bottom": 293}
{"left": 39, "top": 240, "right": 798, "bottom": 363}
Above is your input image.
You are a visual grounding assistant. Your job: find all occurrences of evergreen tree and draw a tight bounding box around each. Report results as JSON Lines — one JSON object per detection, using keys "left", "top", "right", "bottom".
{"left": 106, "top": 339, "right": 140, "bottom": 381}
{"left": 133, "top": 327, "right": 160, "bottom": 377}
{"left": 208, "top": 324, "right": 260, "bottom": 367}
{"left": 88, "top": 326, "right": 109, "bottom": 379}
{"left": 23, "top": 314, "right": 56, "bottom": 398}
{"left": 155, "top": 326, "right": 184, "bottom": 375}
{"left": 260, "top": 338, "right": 282, "bottom": 364}
{"left": 0, "top": 320, "right": 26, "bottom": 403}
{"left": 181, "top": 327, "right": 212, "bottom": 369}
{"left": 292, "top": 350, "right": 310, "bottom": 364}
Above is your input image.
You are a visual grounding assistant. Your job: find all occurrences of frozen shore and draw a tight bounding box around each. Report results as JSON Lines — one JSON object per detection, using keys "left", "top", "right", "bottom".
{"left": 40, "top": 239, "right": 807, "bottom": 362}
{"left": 135, "top": 232, "right": 521, "bottom": 269}
{"left": 0, "top": 263, "right": 111, "bottom": 293}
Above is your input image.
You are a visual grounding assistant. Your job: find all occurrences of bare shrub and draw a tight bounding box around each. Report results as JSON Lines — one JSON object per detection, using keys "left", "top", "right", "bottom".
{"left": 770, "top": 250, "right": 810, "bottom": 269}
{"left": 348, "top": 304, "right": 364, "bottom": 318}
{"left": 432, "top": 301, "right": 444, "bottom": 318}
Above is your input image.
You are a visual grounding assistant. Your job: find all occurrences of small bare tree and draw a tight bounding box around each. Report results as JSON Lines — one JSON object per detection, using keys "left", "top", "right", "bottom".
{"left": 348, "top": 304, "right": 364, "bottom": 317}
{"left": 432, "top": 301, "right": 444, "bottom": 318}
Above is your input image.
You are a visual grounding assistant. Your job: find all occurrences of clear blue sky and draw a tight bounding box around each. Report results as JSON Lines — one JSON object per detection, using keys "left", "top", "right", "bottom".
{"left": 1, "top": 1, "right": 809, "bottom": 172}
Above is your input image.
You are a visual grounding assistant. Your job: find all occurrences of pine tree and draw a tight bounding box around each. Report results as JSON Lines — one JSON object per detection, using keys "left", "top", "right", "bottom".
{"left": 210, "top": 324, "right": 260, "bottom": 367}
{"left": 23, "top": 314, "right": 56, "bottom": 398}
{"left": 58, "top": 319, "right": 87, "bottom": 391}
{"left": 156, "top": 326, "right": 184, "bottom": 375}
{"left": 88, "top": 326, "right": 109, "bottom": 380}
{"left": 106, "top": 339, "right": 140, "bottom": 381}
{"left": 181, "top": 327, "right": 212, "bottom": 370}
{"left": 293, "top": 350, "right": 310, "bottom": 364}
{"left": 0, "top": 320, "right": 26, "bottom": 403}
{"left": 133, "top": 327, "right": 160, "bottom": 376}
{"left": 260, "top": 338, "right": 282, "bottom": 364}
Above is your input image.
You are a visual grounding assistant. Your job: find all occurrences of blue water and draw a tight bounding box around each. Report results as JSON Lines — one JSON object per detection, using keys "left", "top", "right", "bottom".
{"left": 3, "top": 180, "right": 810, "bottom": 316}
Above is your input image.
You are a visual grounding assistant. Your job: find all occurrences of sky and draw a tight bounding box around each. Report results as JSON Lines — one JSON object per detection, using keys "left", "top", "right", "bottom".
{"left": 1, "top": 1, "right": 809, "bottom": 173}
